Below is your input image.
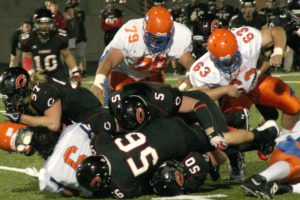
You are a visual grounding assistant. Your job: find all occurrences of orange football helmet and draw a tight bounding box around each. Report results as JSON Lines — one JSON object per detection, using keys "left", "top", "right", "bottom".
{"left": 0, "top": 121, "right": 26, "bottom": 152}
{"left": 207, "top": 28, "right": 241, "bottom": 77}
{"left": 144, "top": 6, "right": 174, "bottom": 53}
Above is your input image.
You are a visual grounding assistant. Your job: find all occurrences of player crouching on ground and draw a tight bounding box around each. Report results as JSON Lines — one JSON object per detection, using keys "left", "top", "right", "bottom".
{"left": 241, "top": 120, "right": 300, "bottom": 199}
{"left": 0, "top": 121, "right": 94, "bottom": 197}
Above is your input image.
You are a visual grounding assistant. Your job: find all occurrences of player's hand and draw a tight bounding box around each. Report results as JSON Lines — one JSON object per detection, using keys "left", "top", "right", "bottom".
{"left": 208, "top": 132, "right": 228, "bottom": 151}
{"left": 91, "top": 84, "right": 105, "bottom": 105}
{"left": 270, "top": 54, "right": 283, "bottom": 67}
{"left": 2, "top": 111, "right": 22, "bottom": 123}
{"left": 176, "top": 76, "right": 192, "bottom": 91}
{"left": 71, "top": 70, "right": 82, "bottom": 87}
{"left": 226, "top": 85, "right": 241, "bottom": 98}
{"left": 4, "top": 99, "right": 15, "bottom": 113}
{"left": 15, "top": 128, "right": 34, "bottom": 155}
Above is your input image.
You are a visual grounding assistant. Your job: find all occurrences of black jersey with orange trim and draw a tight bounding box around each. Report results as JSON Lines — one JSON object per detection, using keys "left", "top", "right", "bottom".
{"left": 92, "top": 117, "right": 212, "bottom": 199}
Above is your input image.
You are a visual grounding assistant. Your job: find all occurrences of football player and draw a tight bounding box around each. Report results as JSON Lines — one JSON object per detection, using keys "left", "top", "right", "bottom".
{"left": 229, "top": 0, "right": 267, "bottom": 29}
{"left": 91, "top": 6, "right": 195, "bottom": 104}
{"left": 76, "top": 116, "right": 279, "bottom": 198}
{"left": 20, "top": 8, "right": 81, "bottom": 84}
{"left": 188, "top": 26, "right": 299, "bottom": 133}
{"left": 0, "top": 121, "right": 94, "bottom": 197}
{"left": 0, "top": 67, "right": 116, "bottom": 136}
{"left": 37, "top": 123, "right": 94, "bottom": 197}
{"left": 242, "top": 120, "right": 300, "bottom": 199}
{"left": 108, "top": 81, "right": 280, "bottom": 154}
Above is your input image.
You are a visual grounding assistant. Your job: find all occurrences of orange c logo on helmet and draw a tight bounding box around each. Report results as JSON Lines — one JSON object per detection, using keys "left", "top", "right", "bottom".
{"left": 175, "top": 170, "right": 185, "bottom": 187}
{"left": 15, "top": 74, "right": 27, "bottom": 89}
{"left": 136, "top": 107, "right": 145, "bottom": 124}
{"left": 90, "top": 176, "right": 102, "bottom": 188}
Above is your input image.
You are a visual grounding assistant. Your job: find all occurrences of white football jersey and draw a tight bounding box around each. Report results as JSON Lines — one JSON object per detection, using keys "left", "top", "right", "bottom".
{"left": 189, "top": 26, "right": 262, "bottom": 94}
{"left": 100, "top": 18, "right": 192, "bottom": 81}
{"left": 275, "top": 121, "right": 300, "bottom": 145}
{"left": 38, "top": 123, "right": 93, "bottom": 196}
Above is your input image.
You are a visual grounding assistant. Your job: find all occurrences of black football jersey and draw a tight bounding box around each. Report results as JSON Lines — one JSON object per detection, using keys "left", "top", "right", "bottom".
{"left": 30, "top": 77, "right": 102, "bottom": 126}
{"left": 92, "top": 117, "right": 212, "bottom": 198}
{"left": 109, "top": 82, "right": 183, "bottom": 119}
{"left": 20, "top": 29, "right": 69, "bottom": 81}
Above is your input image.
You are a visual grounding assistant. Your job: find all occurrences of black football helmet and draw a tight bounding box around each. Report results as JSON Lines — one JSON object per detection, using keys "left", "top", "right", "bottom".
{"left": 33, "top": 8, "right": 55, "bottom": 37}
{"left": 76, "top": 155, "right": 111, "bottom": 191}
{"left": 193, "top": 14, "right": 221, "bottom": 44}
{"left": 150, "top": 160, "right": 188, "bottom": 196}
{"left": 114, "top": 95, "right": 150, "bottom": 131}
{"left": 0, "top": 67, "right": 30, "bottom": 97}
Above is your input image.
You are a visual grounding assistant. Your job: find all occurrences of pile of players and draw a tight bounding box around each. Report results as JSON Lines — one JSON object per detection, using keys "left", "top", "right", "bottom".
{"left": 0, "top": 1, "right": 299, "bottom": 199}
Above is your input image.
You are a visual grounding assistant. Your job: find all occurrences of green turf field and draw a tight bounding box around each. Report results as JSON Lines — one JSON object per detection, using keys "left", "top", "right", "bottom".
{"left": 0, "top": 72, "right": 299, "bottom": 200}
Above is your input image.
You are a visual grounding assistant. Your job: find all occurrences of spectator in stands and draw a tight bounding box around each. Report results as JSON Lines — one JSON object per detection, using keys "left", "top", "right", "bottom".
{"left": 48, "top": 0, "right": 67, "bottom": 30}
{"left": 64, "top": 3, "right": 77, "bottom": 56}
{"left": 9, "top": 21, "right": 32, "bottom": 68}
{"left": 100, "top": 0, "right": 123, "bottom": 46}
{"left": 67, "top": 0, "right": 88, "bottom": 76}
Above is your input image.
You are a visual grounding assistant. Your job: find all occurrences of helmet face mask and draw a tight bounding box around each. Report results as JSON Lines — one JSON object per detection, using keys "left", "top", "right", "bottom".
{"left": 144, "top": 30, "right": 174, "bottom": 54}
{"left": 211, "top": 51, "right": 242, "bottom": 79}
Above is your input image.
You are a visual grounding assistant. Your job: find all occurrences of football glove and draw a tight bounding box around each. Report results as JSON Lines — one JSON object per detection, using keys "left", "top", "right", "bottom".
{"left": 15, "top": 128, "right": 35, "bottom": 156}
{"left": 2, "top": 111, "right": 22, "bottom": 123}
{"left": 208, "top": 132, "right": 228, "bottom": 151}
{"left": 71, "top": 69, "right": 82, "bottom": 87}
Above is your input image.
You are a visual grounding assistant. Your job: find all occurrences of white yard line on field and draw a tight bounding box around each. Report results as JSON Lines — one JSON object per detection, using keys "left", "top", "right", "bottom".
{"left": 0, "top": 165, "right": 39, "bottom": 177}
{"left": 152, "top": 194, "right": 227, "bottom": 200}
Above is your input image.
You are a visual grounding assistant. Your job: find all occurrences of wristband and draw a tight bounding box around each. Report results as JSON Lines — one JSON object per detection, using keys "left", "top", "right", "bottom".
{"left": 271, "top": 47, "right": 284, "bottom": 57}
{"left": 257, "top": 69, "right": 261, "bottom": 77}
{"left": 94, "top": 74, "right": 106, "bottom": 88}
{"left": 185, "top": 71, "right": 190, "bottom": 77}
{"left": 71, "top": 66, "right": 80, "bottom": 73}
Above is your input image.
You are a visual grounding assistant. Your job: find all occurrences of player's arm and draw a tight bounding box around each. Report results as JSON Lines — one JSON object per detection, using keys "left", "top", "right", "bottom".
{"left": 60, "top": 48, "right": 78, "bottom": 70}
{"left": 178, "top": 51, "right": 195, "bottom": 71}
{"left": 20, "top": 100, "right": 62, "bottom": 131}
{"left": 260, "top": 26, "right": 286, "bottom": 67}
{"left": 194, "top": 85, "right": 241, "bottom": 101}
{"left": 91, "top": 48, "right": 124, "bottom": 103}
